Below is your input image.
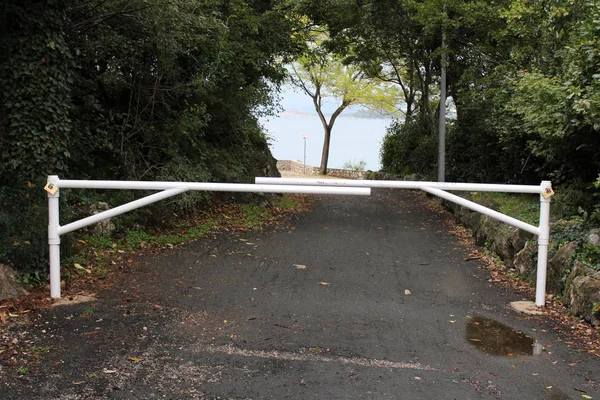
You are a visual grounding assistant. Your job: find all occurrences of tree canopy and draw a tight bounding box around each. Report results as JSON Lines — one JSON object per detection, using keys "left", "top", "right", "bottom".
{"left": 290, "top": 28, "right": 400, "bottom": 174}
{"left": 0, "top": 0, "right": 306, "bottom": 276}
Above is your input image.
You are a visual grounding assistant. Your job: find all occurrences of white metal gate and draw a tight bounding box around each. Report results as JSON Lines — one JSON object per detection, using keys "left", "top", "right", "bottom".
{"left": 45, "top": 175, "right": 553, "bottom": 307}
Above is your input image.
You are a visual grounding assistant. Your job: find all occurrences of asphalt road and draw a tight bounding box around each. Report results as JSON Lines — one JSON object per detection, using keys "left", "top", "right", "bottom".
{"left": 2, "top": 189, "right": 600, "bottom": 399}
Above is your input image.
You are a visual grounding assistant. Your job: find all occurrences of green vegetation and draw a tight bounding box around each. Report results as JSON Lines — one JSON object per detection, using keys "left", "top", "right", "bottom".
{"left": 29, "top": 346, "right": 51, "bottom": 355}
{"left": 290, "top": 27, "right": 401, "bottom": 175}
{"left": 2, "top": 0, "right": 599, "bottom": 284}
{"left": 16, "top": 366, "right": 29, "bottom": 375}
{"left": 343, "top": 159, "right": 367, "bottom": 171}
{"left": 0, "top": 0, "right": 306, "bottom": 278}
{"left": 469, "top": 192, "right": 540, "bottom": 226}
{"left": 301, "top": 0, "right": 600, "bottom": 225}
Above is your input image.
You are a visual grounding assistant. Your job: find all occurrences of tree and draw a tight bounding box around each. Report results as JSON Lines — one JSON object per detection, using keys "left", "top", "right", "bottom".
{"left": 0, "top": 0, "right": 306, "bottom": 276}
{"left": 290, "top": 29, "right": 400, "bottom": 174}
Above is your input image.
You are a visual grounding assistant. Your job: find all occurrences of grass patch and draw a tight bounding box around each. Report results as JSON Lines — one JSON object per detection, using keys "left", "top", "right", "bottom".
{"left": 16, "top": 366, "right": 29, "bottom": 375}
{"left": 29, "top": 346, "right": 51, "bottom": 355}
{"left": 470, "top": 192, "right": 540, "bottom": 225}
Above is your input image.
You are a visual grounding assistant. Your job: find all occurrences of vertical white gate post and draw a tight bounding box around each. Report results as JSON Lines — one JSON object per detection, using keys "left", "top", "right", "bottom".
{"left": 535, "top": 181, "right": 552, "bottom": 307}
{"left": 47, "top": 175, "right": 61, "bottom": 298}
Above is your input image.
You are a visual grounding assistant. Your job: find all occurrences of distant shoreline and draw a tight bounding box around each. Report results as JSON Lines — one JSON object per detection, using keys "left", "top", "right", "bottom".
{"left": 279, "top": 110, "right": 393, "bottom": 120}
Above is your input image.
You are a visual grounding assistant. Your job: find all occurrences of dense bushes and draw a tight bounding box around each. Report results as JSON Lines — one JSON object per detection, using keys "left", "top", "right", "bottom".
{"left": 380, "top": 119, "right": 438, "bottom": 178}
{"left": 0, "top": 0, "right": 301, "bottom": 277}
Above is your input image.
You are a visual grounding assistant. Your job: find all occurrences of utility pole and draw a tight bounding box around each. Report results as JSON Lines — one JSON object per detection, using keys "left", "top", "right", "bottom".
{"left": 437, "top": 25, "right": 447, "bottom": 182}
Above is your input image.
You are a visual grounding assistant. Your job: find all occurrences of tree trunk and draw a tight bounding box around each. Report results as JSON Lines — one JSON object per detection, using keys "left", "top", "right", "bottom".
{"left": 319, "top": 125, "right": 332, "bottom": 175}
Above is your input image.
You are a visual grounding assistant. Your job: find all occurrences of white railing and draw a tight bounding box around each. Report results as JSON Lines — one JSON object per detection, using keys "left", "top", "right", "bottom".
{"left": 45, "top": 176, "right": 371, "bottom": 299}
{"left": 255, "top": 177, "right": 554, "bottom": 307}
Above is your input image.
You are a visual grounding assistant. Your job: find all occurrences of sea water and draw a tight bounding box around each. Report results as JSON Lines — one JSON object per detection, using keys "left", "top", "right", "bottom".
{"left": 260, "top": 113, "right": 393, "bottom": 171}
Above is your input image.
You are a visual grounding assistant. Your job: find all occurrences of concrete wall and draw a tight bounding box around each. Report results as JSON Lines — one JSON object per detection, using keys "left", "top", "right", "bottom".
{"left": 276, "top": 160, "right": 366, "bottom": 179}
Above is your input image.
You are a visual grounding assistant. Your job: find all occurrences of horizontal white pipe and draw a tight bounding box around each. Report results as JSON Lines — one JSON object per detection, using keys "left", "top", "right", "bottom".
{"left": 59, "top": 188, "right": 189, "bottom": 235}
{"left": 422, "top": 187, "right": 540, "bottom": 236}
{"left": 255, "top": 177, "right": 543, "bottom": 194}
{"left": 56, "top": 179, "right": 370, "bottom": 196}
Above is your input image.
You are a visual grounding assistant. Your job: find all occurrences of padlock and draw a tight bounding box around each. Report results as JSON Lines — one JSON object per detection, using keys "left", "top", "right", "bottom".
{"left": 541, "top": 186, "right": 555, "bottom": 199}
{"left": 44, "top": 182, "right": 58, "bottom": 195}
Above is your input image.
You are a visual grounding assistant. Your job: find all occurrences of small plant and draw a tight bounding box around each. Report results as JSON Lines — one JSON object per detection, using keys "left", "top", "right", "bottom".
{"left": 17, "top": 366, "right": 29, "bottom": 375}
{"left": 273, "top": 195, "right": 299, "bottom": 210}
{"left": 30, "top": 346, "right": 51, "bottom": 355}
{"left": 80, "top": 306, "right": 95, "bottom": 317}
{"left": 343, "top": 159, "right": 367, "bottom": 171}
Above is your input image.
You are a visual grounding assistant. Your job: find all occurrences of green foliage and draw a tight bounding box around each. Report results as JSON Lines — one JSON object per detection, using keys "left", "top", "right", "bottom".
{"left": 30, "top": 346, "right": 51, "bottom": 355}
{"left": 290, "top": 26, "right": 401, "bottom": 173}
{"left": 0, "top": 0, "right": 75, "bottom": 182}
{"left": 0, "top": 0, "right": 303, "bottom": 277}
{"left": 470, "top": 192, "right": 539, "bottom": 225}
{"left": 380, "top": 119, "right": 437, "bottom": 178}
{"left": 343, "top": 159, "right": 367, "bottom": 171}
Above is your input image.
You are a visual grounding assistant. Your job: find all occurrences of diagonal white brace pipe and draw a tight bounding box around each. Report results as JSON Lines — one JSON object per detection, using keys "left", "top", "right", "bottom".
{"left": 59, "top": 188, "right": 189, "bottom": 236}
{"left": 421, "top": 187, "right": 540, "bottom": 236}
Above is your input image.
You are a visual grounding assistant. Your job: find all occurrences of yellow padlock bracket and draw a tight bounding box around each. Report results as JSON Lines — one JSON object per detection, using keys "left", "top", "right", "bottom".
{"left": 44, "top": 182, "right": 58, "bottom": 195}
{"left": 541, "top": 186, "right": 555, "bottom": 199}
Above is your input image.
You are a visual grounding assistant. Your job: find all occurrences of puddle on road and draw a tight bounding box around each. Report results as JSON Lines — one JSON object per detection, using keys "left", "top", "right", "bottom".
{"left": 466, "top": 316, "right": 537, "bottom": 356}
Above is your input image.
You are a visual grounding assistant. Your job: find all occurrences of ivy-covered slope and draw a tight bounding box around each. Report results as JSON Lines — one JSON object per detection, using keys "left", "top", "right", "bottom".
{"left": 0, "top": 0, "right": 303, "bottom": 277}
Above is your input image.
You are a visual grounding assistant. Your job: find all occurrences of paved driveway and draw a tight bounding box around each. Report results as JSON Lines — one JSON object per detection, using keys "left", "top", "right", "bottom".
{"left": 1, "top": 189, "right": 598, "bottom": 399}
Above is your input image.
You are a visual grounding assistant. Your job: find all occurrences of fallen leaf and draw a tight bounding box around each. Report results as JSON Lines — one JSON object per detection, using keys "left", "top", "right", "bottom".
{"left": 0, "top": 312, "right": 6, "bottom": 324}
{"left": 73, "top": 263, "right": 91, "bottom": 274}
{"left": 404, "top": 289, "right": 411, "bottom": 295}
{"left": 319, "top": 282, "right": 330, "bottom": 286}
{"left": 449, "top": 320, "right": 456, "bottom": 324}
{"left": 469, "top": 338, "right": 482, "bottom": 342}
{"left": 569, "top": 363, "right": 577, "bottom": 367}
{"left": 293, "top": 264, "right": 307, "bottom": 270}
{"left": 72, "top": 381, "right": 85, "bottom": 385}
{"left": 582, "top": 395, "right": 592, "bottom": 399}
{"left": 128, "top": 357, "right": 143, "bottom": 363}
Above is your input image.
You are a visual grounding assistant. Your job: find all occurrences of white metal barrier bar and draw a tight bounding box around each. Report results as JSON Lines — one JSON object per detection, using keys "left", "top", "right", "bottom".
{"left": 255, "top": 177, "right": 543, "bottom": 194}
{"left": 57, "top": 179, "right": 371, "bottom": 195}
{"left": 46, "top": 176, "right": 371, "bottom": 298}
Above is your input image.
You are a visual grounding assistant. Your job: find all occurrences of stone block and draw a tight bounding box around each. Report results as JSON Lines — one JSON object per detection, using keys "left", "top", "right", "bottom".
{"left": 0, "top": 264, "right": 28, "bottom": 301}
